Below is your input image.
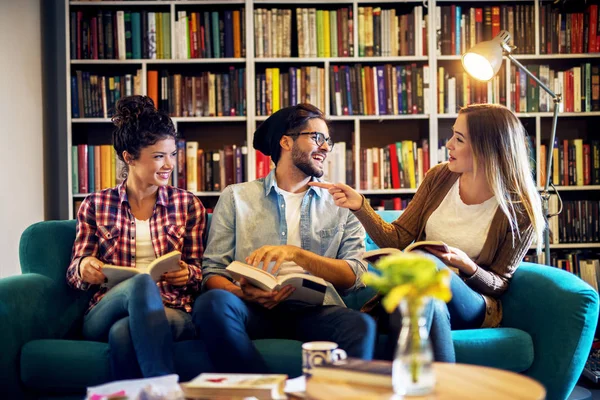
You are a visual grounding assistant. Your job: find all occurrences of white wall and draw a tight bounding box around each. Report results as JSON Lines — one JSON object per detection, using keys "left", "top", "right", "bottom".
{"left": 0, "top": 0, "right": 44, "bottom": 277}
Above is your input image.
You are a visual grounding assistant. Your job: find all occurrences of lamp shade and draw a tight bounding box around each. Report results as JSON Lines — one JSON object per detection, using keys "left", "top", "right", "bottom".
{"left": 461, "top": 31, "right": 511, "bottom": 81}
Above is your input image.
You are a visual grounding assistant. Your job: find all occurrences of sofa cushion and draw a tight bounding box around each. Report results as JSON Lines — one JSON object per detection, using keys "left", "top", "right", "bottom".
{"left": 21, "top": 340, "right": 111, "bottom": 392}
{"left": 452, "top": 327, "right": 534, "bottom": 372}
{"left": 254, "top": 339, "right": 303, "bottom": 378}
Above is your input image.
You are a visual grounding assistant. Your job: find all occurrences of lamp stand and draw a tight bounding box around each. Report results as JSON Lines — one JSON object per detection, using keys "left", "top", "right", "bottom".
{"left": 505, "top": 54, "right": 562, "bottom": 266}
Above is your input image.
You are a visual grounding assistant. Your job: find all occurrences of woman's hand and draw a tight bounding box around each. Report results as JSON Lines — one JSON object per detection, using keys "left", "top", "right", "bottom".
{"left": 246, "top": 245, "right": 300, "bottom": 275}
{"left": 163, "top": 260, "right": 192, "bottom": 286}
{"left": 308, "top": 182, "right": 363, "bottom": 211}
{"left": 79, "top": 256, "right": 106, "bottom": 285}
{"left": 238, "top": 278, "right": 295, "bottom": 309}
{"left": 425, "top": 245, "right": 478, "bottom": 276}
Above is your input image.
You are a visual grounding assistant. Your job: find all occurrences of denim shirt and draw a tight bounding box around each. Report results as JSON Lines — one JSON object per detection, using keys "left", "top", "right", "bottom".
{"left": 201, "top": 170, "right": 368, "bottom": 301}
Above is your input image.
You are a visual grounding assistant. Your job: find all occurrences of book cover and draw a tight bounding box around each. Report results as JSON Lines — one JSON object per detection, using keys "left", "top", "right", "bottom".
{"left": 181, "top": 373, "right": 287, "bottom": 400}
{"left": 310, "top": 357, "right": 392, "bottom": 388}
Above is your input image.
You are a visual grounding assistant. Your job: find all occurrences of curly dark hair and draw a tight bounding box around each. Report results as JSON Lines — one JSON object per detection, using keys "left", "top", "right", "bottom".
{"left": 111, "top": 95, "right": 177, "bottom": 163}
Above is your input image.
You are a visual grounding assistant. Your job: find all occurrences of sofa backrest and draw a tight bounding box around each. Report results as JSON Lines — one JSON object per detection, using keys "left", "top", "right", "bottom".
{"left": 20, "top": 220, "right": 77, "bottom": 283}
{"left": 365, "top": 210, "right": 401, "bottom": 252}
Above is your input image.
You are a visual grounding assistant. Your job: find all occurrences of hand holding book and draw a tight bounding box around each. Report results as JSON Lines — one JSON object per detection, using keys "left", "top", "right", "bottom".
{"left": 424, "top": 245, "right": 478, "bottom": 276}
{"left": 79, "top": 256, "right": 106, "bottom": 285}
{"left": 238, "top": 277, "right": 296, "bottom": 309}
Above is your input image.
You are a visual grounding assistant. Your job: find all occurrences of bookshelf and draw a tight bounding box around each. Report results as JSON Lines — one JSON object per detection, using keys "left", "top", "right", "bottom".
{"left": 64, "top": 0, "right": 600, "bottom": 253}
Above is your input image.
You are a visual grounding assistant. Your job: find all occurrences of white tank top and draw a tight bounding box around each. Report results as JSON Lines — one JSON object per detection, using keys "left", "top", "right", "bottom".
{"left": 425, "top": 179, "right": 498, "bottom": 260}
{"left": 134, "top": 218, "right": 155, "bottom": 273}
{"left": 277, "top": 189, "right": 307, "bottom": 276}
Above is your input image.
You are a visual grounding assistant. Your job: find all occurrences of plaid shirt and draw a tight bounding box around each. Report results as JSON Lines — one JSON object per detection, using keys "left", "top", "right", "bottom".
{"left": 67, "top": 182, "right": 206, "bottom": 313}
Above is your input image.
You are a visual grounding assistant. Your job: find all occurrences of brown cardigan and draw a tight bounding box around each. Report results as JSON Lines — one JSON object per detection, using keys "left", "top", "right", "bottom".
{"left": 354, "top": 162, "right": 535, "bottom": 328}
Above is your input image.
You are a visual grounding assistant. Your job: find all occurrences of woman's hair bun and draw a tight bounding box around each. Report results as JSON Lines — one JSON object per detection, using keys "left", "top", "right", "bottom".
{"left": 112, "top": 95, "right": 156, "bottom": 129}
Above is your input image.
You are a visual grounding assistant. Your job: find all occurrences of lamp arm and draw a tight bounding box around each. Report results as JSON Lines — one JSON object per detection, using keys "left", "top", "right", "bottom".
{"left": 506, "top": 53, "right": 563, "bottom": 265}
{"left": 506, "top": 54, "right": 559, "bottom": 100}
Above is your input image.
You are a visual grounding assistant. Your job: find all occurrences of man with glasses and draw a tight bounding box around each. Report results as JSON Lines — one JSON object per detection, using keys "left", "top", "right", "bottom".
{"left": 193, "top": 104, "right": 376, "bottom": 373}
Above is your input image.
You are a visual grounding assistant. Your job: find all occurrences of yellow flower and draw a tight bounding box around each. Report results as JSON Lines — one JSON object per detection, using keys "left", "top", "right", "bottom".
{"left": 362, "top": 252, "right": 452, "bottom": 312}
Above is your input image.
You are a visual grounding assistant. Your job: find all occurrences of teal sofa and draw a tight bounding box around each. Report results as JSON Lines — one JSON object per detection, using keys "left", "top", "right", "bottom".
{"left": 2, "top": 211, "right": 598, "bottom": 400}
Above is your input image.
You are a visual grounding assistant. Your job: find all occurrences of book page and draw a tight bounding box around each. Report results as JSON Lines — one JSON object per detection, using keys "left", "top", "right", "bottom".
{"left": 226, "top": 261, "right": 278, "bottom": 291}
{"left": 147, "top": 250, "right": 181, "bottom": 281}
{"left": 404, "top": 240, "right": 449, "bottom": 253}
{"left": 102, "top": 265, "right": 140, "bottom": 288}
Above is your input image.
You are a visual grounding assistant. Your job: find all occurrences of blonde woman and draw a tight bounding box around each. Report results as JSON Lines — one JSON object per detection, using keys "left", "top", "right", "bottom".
{"left": 311, "top": 103, "right": 545, "bottom": 360}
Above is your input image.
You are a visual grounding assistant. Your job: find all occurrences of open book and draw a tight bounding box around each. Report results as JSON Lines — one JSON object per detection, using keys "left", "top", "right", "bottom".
{"left": 102, "top": 250, "right": 182, "bottom": 288}
{"left": 362, "top": 241, "right": 449, "bottom": 264}
{"left": 180, "top": 373, "right": 287, "bottom": 400}
{"left": 226, "top": 261, "right": 327, "bottom": 305}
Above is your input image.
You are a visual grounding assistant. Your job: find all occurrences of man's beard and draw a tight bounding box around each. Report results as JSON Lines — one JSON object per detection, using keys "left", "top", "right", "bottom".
{"left": 291, "top": 143, "right": 325, "bottom": 178}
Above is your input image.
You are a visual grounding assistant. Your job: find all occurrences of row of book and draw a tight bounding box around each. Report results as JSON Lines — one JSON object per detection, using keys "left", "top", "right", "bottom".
{"left": 437, "top": 67, "right": 506, "bottom": 114}
{"left": 71, "top": 70, "right": 142, "bottom": 119}
{"left": 540, "top": 4, "right": 600, "bottom": 55}
{"left": 359, "top": 140, "right": 430, "bottom": 191}
{"left": 294, "top": 7, "right": 353, "bottom": 58}
{"left": 367, "top": 197, "right": 412, "bottom": 211}
{"left": 173, "top": 9, "right": 245, "bottom": 59}
{"left": 540, "top": 139, "right": 600, "bottom": 187}
{"left": 357, "top": 6, "right": 426, "bottom": 57}
{"left": 70, "top": 10, "right": 171, "bottom": 60}
{"left": 70, "top": 4, "right": 600, "bottom": 61}
{"left": 510, "top": 64, "right": 600, "bottom": 114}
{"left": 548, "top": 200, "right": 600, "bottom": 244}
{"left": 330, "top": 64, "right": 429, "bottom": 116}
{"left": 72, "top": 145, "right": 124, "bottom": 194}
{"left": 183, "top": 142, "right": 247, "bottom": 193}
{"left": 256, "top": 67, "right": 325, "bottom": 117}
{"left": 436, "top": 4, "right": 535, "bottom": 56}
{"left": 146, "top": 69, "right": 247, "bottom": 118}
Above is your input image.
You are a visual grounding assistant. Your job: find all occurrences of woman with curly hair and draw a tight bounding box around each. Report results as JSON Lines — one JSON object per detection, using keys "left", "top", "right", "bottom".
{"left": 66, "top": 95, "right": 206, "bottom": 379}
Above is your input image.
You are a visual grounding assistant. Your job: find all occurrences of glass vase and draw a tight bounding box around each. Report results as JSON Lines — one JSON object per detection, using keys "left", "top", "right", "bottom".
{"left": 392, "top": 297, "right": 436, "bottom": 396}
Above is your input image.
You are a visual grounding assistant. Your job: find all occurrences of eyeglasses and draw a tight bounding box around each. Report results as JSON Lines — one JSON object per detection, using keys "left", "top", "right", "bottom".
{"left": 284, "top": 132, "right": 334, "bottom": 151}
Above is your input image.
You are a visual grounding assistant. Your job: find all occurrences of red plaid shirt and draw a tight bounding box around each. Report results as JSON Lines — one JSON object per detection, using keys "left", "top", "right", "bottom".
{"left": 66, "top": 182, "right": 206, "bottom": 313}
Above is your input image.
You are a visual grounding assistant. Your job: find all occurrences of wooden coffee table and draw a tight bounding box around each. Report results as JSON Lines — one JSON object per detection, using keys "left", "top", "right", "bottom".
{"left": 305, "top": 362, "right": 546, "bottom": 399}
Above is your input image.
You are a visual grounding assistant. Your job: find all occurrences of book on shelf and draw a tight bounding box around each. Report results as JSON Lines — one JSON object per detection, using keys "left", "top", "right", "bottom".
{"left": 362, "top": 241, "right": 449, "bottom": 264}
{"left": 310, "top": 357, "right": 393, "bottom": 388}
{"left": 102, "top": 250, "right": 181, "bottom": 288}
{"left": 226, "top": 261, "right": 327, "bottom": 305}
{"left": 180, "top": 373, "right": 287, "bottom": 400}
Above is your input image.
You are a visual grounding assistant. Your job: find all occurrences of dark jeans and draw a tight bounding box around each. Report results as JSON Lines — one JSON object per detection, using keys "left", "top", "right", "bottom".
{"left": 192, "top": 289, "right": 377, "bottom": 373}
{"left": 107, "top": 306, "right": 197, "bottom": 380}
{"left": 384, "top": 252, "right": 487, "bottom": 363}
{"left": 82, "top": 274, "right": 176, "bottom": 378}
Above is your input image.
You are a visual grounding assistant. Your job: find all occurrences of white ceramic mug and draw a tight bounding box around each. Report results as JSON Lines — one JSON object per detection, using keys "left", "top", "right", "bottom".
{"left": 302, "top": 341, "right": 348, "bottom": 377}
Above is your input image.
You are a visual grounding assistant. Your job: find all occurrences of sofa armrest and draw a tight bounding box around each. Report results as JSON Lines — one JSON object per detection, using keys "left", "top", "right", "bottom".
{"left": 0, "top": 273, "right": 92, "bottom": 398}
{"left": 501, "top": 262, "right": 599, "bottom": 400}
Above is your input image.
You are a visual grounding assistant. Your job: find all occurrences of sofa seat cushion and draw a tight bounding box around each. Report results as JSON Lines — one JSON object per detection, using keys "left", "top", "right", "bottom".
{"left": 21, "top": 340, "right": 111, "bottom": 392}
{"left": 21, "top": 339, "right": 215, "bottom": 393}
{"left": 254, "top": 339, "right": 303, "bottom": 378}
{"left": 452, "top": 327, "right": 534, "bottom": 372}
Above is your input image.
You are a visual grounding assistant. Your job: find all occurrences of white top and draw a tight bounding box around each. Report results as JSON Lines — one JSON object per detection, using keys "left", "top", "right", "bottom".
{"left": 425, "top": 179, "right": 498, "bottom": 260}
{"left": 135, "top": 218, "right": 155, "bottom": 273}
{"left": 277, "top": 188, "right": 307, "bottom": 275}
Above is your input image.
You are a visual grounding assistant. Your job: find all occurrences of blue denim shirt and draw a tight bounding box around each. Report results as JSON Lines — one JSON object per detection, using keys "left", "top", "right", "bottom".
{"left": 201, "top": 170, "right": 368, "bottom": 299}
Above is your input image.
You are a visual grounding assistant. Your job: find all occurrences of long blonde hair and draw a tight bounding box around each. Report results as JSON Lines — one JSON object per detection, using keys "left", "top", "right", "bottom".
{"left": 459, "top": 104, "right": 545, "bottom": 253}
